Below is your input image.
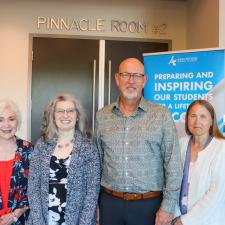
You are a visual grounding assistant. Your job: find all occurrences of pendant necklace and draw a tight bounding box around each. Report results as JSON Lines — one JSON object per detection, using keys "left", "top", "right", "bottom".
{"left": 57, "top": 138, "right": 74, "bottom": 149}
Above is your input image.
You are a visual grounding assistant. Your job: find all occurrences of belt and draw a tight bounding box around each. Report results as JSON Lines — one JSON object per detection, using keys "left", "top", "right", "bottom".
{"left": 103, "top": 187, "right": 162, "bottom": 200}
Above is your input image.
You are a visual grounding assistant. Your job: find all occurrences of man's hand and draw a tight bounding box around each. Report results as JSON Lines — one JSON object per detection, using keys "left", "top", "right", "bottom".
{"left": 155, "top": 208, "right": 172, "bottom": 225}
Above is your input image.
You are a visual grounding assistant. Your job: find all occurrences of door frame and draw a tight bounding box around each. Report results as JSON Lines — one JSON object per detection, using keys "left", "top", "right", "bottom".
{"left": 28, "top": 33, "right": 171, "bottom": 140}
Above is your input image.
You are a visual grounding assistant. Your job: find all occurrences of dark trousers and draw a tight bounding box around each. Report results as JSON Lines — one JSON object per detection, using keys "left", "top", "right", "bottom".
{"left": 99, "top": 191, "right": 162, "bottom": 225}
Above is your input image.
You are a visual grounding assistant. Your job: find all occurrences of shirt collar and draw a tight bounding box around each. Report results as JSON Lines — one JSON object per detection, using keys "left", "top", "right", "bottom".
{"left": 112, "top": 96, "right": 148, "bottom": 115}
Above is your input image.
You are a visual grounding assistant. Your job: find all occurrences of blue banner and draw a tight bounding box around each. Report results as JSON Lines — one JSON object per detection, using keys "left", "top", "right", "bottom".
{"left": 143, "top": 49, "right": 225, "bottom": 136}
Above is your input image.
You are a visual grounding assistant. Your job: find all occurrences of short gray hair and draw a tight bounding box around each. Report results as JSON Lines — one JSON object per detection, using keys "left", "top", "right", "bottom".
{"left": 0, "top": 99, "right": 22, "bottom": 129}
{"left": 41, "top": 94, "right": 88, "bottom": 140}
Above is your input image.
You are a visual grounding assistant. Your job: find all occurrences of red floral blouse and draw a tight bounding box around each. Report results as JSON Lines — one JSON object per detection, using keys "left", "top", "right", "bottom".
{"left": 0, "top": 137, "right": 33, "bottom": 225}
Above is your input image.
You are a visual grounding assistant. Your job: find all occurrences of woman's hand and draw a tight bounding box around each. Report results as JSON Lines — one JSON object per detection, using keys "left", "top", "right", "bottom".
{"left": 174, "top": 217, "right": 183, "bottom": 225}
{"left": 0, "top": 213, "right": 14, "bottom": 225}
{"left": 0, "top": 207, "right": 28, "bottom": 225}
{"left": 96, "top": 205, "right": 100, "bottom": 225}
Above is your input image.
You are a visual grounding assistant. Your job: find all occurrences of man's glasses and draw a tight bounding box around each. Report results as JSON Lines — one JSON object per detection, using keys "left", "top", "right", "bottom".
{"left": 118, "top": 72, "right": 145, "bottom": 81}
{"left": 55, "top": 108, "right": 76, "bottom": 115}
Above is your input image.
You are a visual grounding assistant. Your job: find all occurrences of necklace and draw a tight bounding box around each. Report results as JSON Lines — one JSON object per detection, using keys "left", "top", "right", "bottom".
{"left": 56, "top": 138, "right": 74, "bottom": 149}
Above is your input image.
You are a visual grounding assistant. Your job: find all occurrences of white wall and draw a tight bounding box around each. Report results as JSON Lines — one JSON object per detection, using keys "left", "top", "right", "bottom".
{"left": 187, "top": 0, "right": 219, "bottom": 49}
{"left": 219, "top": 0, "right": 225, "bottom": 47}
{"left": 0, "top": 0, "right": 187, "bottom": 139}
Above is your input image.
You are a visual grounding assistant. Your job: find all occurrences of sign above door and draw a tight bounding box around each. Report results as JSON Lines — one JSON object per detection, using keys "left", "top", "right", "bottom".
{"left": 36, "top": 16, "right": 168, "bottom": 35}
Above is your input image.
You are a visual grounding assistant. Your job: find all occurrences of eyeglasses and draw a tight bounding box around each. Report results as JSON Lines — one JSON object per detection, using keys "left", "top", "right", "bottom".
{"left": 55, "top": 108, "right": 76, "bottom": 115}
{"left": 118, "top": 72, "right": 145, "bottom": 81}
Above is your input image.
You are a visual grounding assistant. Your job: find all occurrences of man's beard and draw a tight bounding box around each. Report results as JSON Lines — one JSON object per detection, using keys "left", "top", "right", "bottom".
{"left": 123, "top": 90, "right": 138, "bottom": 100}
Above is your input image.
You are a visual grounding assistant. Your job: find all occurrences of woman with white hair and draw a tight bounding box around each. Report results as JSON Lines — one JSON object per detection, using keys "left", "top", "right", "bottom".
{"left": 28, "top": 94, "right": 100, "bottom": 225}
{"left": 0, "top": 99, "right": 33, "bottom": 225}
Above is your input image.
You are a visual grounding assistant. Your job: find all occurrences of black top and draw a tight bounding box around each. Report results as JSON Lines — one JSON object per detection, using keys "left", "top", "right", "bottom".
{"left": 48, "top": 154, "right": 71, "bottom": 225}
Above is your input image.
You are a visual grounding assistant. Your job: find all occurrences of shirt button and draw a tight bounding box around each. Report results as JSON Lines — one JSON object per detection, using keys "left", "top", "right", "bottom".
{"left": 125, "top": 172, "right": 128, "bottom": 176}
{"left": 125, "top": 157, "right": 128, "bottom": 160}
{"left": 126, "top": 187, "right": 129, "bottom": 191}
{"left": 125, "top": 142, "right": 129, "bottom": 145}
{"left": 125, "top": 127, "right": 129, "bottom": 131}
